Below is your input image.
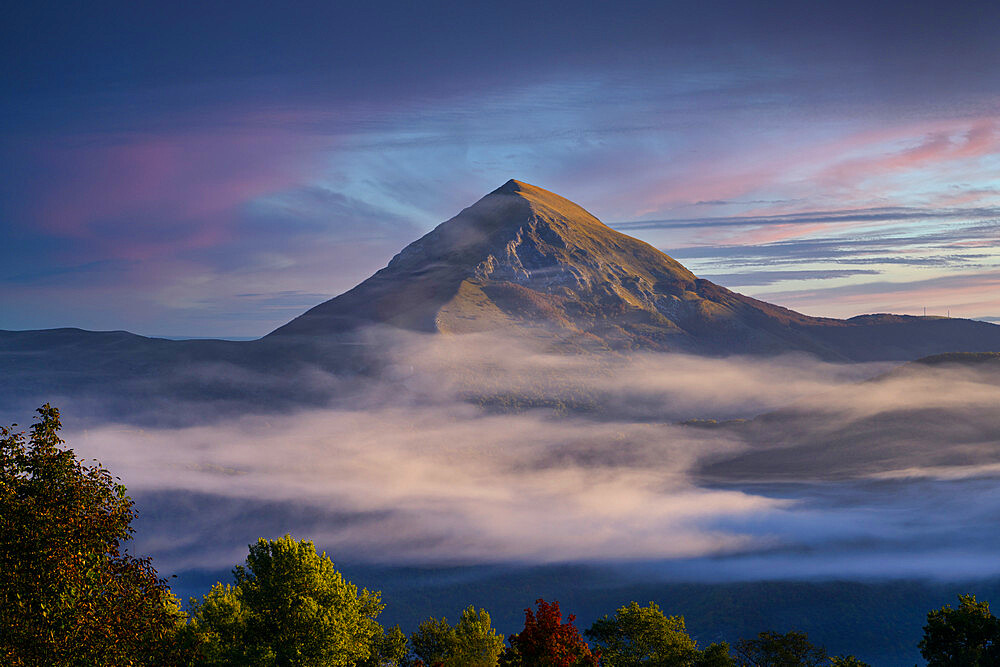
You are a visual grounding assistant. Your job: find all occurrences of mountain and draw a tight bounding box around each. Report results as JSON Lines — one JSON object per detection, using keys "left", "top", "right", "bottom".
{"left": 268, "top": 179, "right": 827, "bottom": 354}
{"left": 269, "top": 179, "right": 1000, "bottom": 360}
{"left": 3, "top": 179, "right": 1000, "bottom": 421}
{"left": 3, "top": 178, "right": 1000, "bottom": 418}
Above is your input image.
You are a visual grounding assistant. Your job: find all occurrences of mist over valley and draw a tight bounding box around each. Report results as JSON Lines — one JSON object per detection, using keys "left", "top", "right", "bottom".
{"left": 3, "top": 182, "right": 1000, "bottom": 664}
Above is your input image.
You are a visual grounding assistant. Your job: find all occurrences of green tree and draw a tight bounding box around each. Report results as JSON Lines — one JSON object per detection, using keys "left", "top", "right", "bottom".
{"left": 410, "top": 606, "right": 505, "bottom": 666}
{"left": 734, "top": 630, "right": 827, "bottom": 667}
{"left": 0, "top": 404, "right": 191, "bottom": 666}
{"left": 452, "top": 606, "right": 506, "bottom": 666}
{"left": 411, "top": 616, "right": 455, "bottom": 665}
{"left": 585, "top": 601, "right": 734, "bottom": 667}
{"left": 363, "top": 625, "right": 410, "bottom": 667}
{"left": 698, "top": 642, "right": 737, "bottom": 667}
{"left": 190, "top": 534, "right": 386, "bottom": 666}
{"left": 585, "top": 601, "right": 698, "bottom": 666}
{"left": 918, "top": 594, "right": 1000, "bottom": 666}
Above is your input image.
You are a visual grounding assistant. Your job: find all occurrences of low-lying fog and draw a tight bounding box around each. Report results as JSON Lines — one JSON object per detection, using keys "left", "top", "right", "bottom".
{"left": 37, "top": 330, "right": 1000, "bottom": 581}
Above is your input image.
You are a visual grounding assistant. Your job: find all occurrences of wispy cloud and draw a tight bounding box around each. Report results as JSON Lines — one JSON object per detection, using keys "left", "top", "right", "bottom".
{"left": 815, "top": 122, "right": 1000, "bottom": 192}
{"left": 700, "top": 269, "right": 881, "bottom": 287}
{"left": 754, "top": 269, "right": 1000, "bottom": 319}
{"left": 614, "top": 206, "right": 1000, "bottom": 234}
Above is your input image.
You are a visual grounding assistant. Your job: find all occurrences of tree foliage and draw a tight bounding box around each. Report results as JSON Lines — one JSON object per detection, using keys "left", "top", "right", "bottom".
{"left": 918, "top": 594, "right": 1000, "bottom": 666}
{"left": 410, "top": 606, "right": 505, "bottom": 666}
{"left": 362, "top": 625, "right": 410, "bottom": 667}
{"left": 827, "top": 657, "right": 870, "bottom": 667}
{"left": 734, "top": 630, "right": 827, "bottom": 667}
{"left": 585, "top": 601, "right": 734, "bottom": 666}
{"left": 0, "top": 404, "right": 190, "bottom": 666}
{"left": 586, "top": 601, "right": 698, "bottom": 666}
{"left": 501, "top": 598, "right": 600, "bottom": 667}
{"left": 411, "top": 616, "right": 454, "bottom": 665}
{"left": 190, "top": 534, "right": 386, "bottom": 666}
{"left": 698, "top": 642, "right": 737, "bottom": 667}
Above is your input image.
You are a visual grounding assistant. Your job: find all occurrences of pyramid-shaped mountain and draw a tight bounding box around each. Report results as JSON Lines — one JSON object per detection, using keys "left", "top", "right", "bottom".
{"left": 3, "top": 180, "right": 1000, "bottom": 423}
{"left": 267, "top": 180, "right": 1000, "bottom": 360}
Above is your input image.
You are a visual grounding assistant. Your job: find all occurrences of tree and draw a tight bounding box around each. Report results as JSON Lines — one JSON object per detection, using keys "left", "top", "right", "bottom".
{"left": 501, "top": 598, "right": 600, "bottom": 666}
{"left": 827, "top": 657, "right": 870, "bottom": 667}
{"left": 586, "top": 601, "right": 698, "bottom": 666}
{"left": 453, "top": 606, "right": 506, "bottom": 666}
{"left": 698, "top": 642, "right": 737, "bottom": 667}
{"left": 410, "top": 606, "right": 505, "bottom": 666}
{"left": 586, "top": 601, "right": 733, "bottom": 666}
{"left": 0, "top": 404, "right": 191, "bottom": 666}
{"left": 734, "top": 630, "right": 827, "bottom": 667}
{"left": 411, "top": 616, "right": 455, "bottom": 665}
{"left": 363, "top": 625, "right": 410, "bottom": 667}
{"left": 918, "top": 594, "right": 1000, "bottom": 666}
{"left": 190, "top": 534, "right": 386, "bottom": 665}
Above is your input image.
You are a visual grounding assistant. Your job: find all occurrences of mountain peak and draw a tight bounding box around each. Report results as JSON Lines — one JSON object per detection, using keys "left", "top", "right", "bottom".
{"left": 490, "top": 178, "right": 555, "bottom": 198}
{"left": 491, "top": 178, "right": 527, "bottom": 195}
{"left": 470, "top": 179, "right": 614, "bottom": 236}
{"left": 267, "top": 181, "right": 826, "bottom": 350}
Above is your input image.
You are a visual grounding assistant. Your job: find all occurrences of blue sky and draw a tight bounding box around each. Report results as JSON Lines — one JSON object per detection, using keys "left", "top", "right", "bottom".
{"left": 3, "top": 0, "right": 999, "bottom": 336}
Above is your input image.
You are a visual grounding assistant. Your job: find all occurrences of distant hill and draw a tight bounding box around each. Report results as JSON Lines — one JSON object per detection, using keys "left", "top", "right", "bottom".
{"left": 0, "top": 328, "right": 355, "bottom": 424}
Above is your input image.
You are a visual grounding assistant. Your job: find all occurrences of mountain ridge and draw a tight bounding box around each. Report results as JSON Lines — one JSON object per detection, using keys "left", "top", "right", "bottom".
{"left": 3, "top": 179, "right": 1000, "bottom": 423}
{"left": 3, "top": 180, "right": 1000, "bottom": 371}
{"left": 268, "top": 180, "right": 836, "bottom": 353}
{"left": 266, "top": 180, "right": 1000, "bottom": 360}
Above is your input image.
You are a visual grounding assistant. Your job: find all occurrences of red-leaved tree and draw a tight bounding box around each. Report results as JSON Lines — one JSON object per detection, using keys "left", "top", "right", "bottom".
{"left": 501, "top": 598, "right": 599, "bottom": 666}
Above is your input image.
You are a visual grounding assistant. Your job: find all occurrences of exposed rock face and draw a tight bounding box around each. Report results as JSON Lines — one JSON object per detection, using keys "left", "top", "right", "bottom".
{"left": 267, "top": 179, "right": 1000, "bottom": 360}
{"left": 269, "top": 181, "right": 808, "bottom": 352}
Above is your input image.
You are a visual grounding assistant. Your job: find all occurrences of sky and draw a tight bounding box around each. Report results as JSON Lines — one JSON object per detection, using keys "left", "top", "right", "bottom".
{"left": 3, "top": 0, "right": 1000, "bottom": 337}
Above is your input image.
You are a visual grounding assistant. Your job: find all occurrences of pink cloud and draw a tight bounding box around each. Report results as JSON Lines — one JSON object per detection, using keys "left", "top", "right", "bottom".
{"left": 953, "top": 123, "right": 998, "bottom": 158}
{"left": 31, "top": 125, "right": 328, "bottom": 261}
{"left": 817, "top": 121, "right": 999, "bottom": 191}
{"left": 931, "top": 187, "right": 1000, "bottom": 207}
{"left": 623, "top": 116, "right": 1000, "bottom": 224}
{"left": 714, "top": 222, "right": 845, "bottom": 247}
{"left": 759, "top": 271, "right": 1000, "bottom": 320}
{"left": 625, "top": 159, "right": 792, "bottom": 217}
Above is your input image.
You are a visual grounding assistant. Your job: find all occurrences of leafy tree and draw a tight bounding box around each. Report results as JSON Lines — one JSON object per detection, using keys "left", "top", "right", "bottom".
{"left": 453, "top": 606, "right": 506, "bottom": 666}
{"left": 734, "top": 630, "right": 827, "bottom": 667}
{"left": 410, "top": 606, "right": 505, "bottom": 666}
{"left": 918, "top": 594, "right": 1000, "bottom": 666}
{"left": 501, "top": 598, "right": 600, "bottom": 666}
{"left": 411, "top": 616, "right": 455, "bottom": 665}
{"left": 0, "top": 404, "right": 191, "bottom": 666}
{"left": 190, "top": 534, "right": 385, "bottom": 666}
{"left": 827, "top": 657, "right": 869, "bottom": 667}
{"left": 363, "top": 625, "right": 410, "bottom": 667}
{"left": 585, "top": 601, "right": 733, "bottom": 666}
{"left": 698, "top": 642, "right": 737, "bottom": 667}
